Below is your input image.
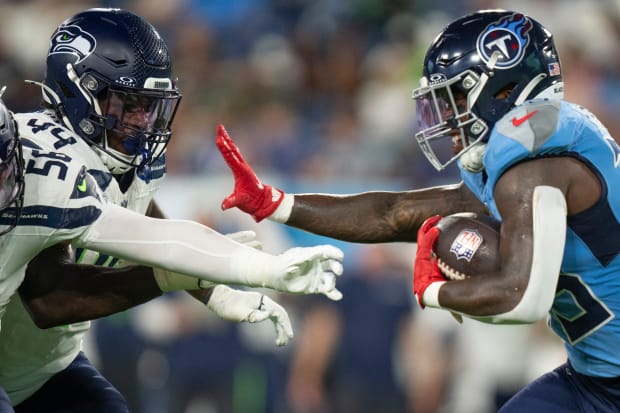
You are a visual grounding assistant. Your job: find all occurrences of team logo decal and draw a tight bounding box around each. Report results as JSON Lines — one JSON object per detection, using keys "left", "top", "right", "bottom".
{"left": 476, "top": 13, "right": 533, "bottom": 69}
{"left": 449, "top": 229, "right": 483, "bottom": 261}
{"left": 49, "top": 25, "right": 96, "bottom": 63}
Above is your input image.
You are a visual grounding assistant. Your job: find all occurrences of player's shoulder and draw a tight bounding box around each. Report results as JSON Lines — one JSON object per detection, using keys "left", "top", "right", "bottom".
{"left": 20, "top": 135, "right": 102, "bottom": 210}
{"left": 15, "top": 111, "right": 65, "bottom": 145}
{"left": 16, "top": 111, "right": 94, "bottom": 155}
{"left": 492, "top": 99, "right": 562, "bottom": 150}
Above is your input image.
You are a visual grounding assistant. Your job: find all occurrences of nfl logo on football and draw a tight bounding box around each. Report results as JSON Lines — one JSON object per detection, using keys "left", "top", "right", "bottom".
{"left": 449, "top": 229, "right": 483, "bottom": 261}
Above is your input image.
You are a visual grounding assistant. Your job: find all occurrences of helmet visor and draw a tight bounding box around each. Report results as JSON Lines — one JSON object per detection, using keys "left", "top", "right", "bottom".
{"left": 102, "top": 88, "right": 181, "bottom": 168}
{"left": 106, "top": 89, "right": 180, "bottom": 142}
{"left": 412, "top": 74, "right": 485, "bottom": 171}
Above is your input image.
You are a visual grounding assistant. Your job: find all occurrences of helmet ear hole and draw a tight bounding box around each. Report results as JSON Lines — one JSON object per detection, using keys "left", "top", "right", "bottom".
{"left": 57, "top": 81, "right": 76, "bottom": 99}
{"left": 493, "top": 83, "right": 517, "bottom": 100}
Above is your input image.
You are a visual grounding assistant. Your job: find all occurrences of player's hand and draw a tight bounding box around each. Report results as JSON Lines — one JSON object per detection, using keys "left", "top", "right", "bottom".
{"left": 266, "top": 245, "right": 344, "bottom": 301}
{"left": 413, "top": 215, "right": 447, "bottom": 308}
{"left": 207, "top": 285, "right": 293, "bottom": 346}
{"left": 216, "top": 124, "right": 284, "bottom": 222}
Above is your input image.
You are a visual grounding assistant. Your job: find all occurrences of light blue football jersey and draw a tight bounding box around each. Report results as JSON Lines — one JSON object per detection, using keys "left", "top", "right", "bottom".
{"left": 461, "top": 99, "right": 620, "bottom": 377}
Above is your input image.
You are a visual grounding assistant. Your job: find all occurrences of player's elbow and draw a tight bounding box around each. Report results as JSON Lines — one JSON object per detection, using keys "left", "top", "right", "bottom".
{"left": 486, "top": 286, "right": 554, "bottom": 324}
{"left": 501, "top": 303, "right": 549, "bottom": 324}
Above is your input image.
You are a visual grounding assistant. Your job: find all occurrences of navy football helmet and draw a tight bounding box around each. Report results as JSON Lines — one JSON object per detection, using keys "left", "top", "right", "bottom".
{"left": 0, "top": 93, "right": 24, "bottom": 235}
{"left": 412, "top": 10, "right": 564, "bottom": 171}
{"left": 39, "top": 8, "right": 181, "bottom": 178}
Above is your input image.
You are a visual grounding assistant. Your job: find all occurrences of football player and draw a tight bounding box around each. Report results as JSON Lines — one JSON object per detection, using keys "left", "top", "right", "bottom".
{"left": 0, "top": 8, "right": 344, "bottom": 413}
{"left": 218, "top": 9, "right": 620, "bottom": 412}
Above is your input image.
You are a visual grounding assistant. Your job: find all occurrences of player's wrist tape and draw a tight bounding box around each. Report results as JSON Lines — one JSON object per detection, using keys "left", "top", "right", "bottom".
{"left": 153, "top": 268, "right": 202, "bottom": 292}
{"left": 422, "top": 281, "right": 446, "bottom": 308}
{"left": 269, "top": 193, "right": 294, "bottom": 223}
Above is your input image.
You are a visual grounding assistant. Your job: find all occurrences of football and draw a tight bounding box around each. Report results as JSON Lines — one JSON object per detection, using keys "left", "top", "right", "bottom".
{"left": 433, "top": 212, "right": 501, "bottom": 280}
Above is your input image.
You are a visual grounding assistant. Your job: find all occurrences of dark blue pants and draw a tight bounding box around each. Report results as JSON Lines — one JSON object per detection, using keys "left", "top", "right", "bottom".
{"left": 500, "top": 362, "right": 620, "bottom": 413}
{"left": 14, "top": 352, "right": 129, "bottom": 413}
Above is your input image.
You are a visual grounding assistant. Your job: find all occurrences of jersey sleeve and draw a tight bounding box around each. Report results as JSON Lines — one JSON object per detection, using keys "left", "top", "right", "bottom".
{"left": 16, "top": 140, "right": 106, "bottom": 249}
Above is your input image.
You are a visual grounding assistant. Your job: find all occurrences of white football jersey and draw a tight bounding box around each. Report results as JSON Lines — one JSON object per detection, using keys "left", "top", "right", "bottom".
{"left": 0, "top": 110, "right": 164, "bottom": 404}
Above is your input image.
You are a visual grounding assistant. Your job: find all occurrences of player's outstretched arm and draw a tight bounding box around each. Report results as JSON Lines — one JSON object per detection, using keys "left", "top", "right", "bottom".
{"left": 150, "top": 202, "right": 293, "bottom": 345}
{"left": 23, "top": 234, "right": 294, "bottom": 346}
{"left": 77, "top": 204, "right": 344, "bottom": 300}
{"left": 216, "top": 124, "right": 487, "bottom": 242}
{"left": 20, "top": 242, "right": 163, "bottom": 328}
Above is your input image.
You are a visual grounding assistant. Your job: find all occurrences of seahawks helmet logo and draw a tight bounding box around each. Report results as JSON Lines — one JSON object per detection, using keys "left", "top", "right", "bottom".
{"left": 49, "top": 25, "right": 96, "bottom": 63}
{"left": 476, "top": 14, "right": 533, "bottom": 69}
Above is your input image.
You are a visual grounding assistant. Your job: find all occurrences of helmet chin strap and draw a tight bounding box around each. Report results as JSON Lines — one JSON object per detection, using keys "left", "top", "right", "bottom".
{"left": 95, "top": 135, "right": 153, "bottom": 181}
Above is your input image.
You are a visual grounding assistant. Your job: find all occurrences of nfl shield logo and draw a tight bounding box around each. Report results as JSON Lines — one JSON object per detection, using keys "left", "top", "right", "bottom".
{"left": 449, "top": 229, "right": 483, "bottom": 261}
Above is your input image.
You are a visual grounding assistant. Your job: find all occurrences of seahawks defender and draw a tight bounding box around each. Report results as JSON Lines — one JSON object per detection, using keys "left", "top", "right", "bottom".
{"left": 0, "top": 94, "right": 292, "bottom": 412}
{"left": 217, "top": 10, "right": 620, "bottom": 412}
{"left": 0, "top": 8, "right": 343, "bottom": 413}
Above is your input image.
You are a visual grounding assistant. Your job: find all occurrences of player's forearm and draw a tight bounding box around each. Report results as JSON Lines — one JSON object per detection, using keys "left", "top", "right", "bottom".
{"left": 288, "top": 183, "right": 486, "bottom": 243}
{"left": 21, "top": 263, "right": 162, "bottom": 328}
{"left": 79, "top": 204, "right": 295, "bottom": 288}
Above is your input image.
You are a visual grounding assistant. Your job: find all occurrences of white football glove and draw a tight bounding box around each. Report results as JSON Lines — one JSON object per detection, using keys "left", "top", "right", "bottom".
{"left": 237, "top": 245, "right": 344, "bottom": 301}
{"left": 207, "top": 285, "right": 293, "bottom": 346}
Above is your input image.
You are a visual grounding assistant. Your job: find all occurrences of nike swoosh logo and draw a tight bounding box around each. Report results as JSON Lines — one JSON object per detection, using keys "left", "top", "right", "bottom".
{"left": 511, "top": 110, "right": 538, "bottom": 127}
{"left": 77, "top": 177, "right": 87, "bottom": 192}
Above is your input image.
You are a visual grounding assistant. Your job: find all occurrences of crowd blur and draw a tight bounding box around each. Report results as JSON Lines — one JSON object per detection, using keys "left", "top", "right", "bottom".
{"left": 0, "top": 0, "right": 618, "bottom": 412}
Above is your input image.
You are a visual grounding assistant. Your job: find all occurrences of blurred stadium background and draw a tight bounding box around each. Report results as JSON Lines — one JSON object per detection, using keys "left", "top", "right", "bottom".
{"left": 1, "top": 0, "right": 619, "bottom": 412}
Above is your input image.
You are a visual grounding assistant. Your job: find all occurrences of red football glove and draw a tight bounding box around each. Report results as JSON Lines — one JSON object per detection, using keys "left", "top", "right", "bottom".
{"left": 215, "top": 124, "right": 284, "bottom": 222}
{"left": 413, "top": 215, "right": 447, "bottom": 308}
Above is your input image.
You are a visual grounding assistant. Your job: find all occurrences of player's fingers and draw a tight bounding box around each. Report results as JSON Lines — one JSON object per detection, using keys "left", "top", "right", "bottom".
{"left": 418, "top": 227, "right": 440, "bottom": 251}
{"left": 272, "top": 309, "right": 294, "bottom": 346}
{"left": 319, "top": 273, "right": 343, "bottom": 301}
{"left": 322, "top": 259, "right": 343, "bottom": 276}
{"left": 216, "top": 124, "right": 244, "bottom": 164}
{"left": 308, "top": 245, "right": 344, "bottom": 262}
{"left": 324, "top": 287, "right": 343, "bottom": 301}
{"left": 247, "top": 306, "right": 270, "bottom": 323}
{"left": 221, "top": 193, "right": 238, "bottom": 210}
{"left": 420, "top": 215, "right": 442, "bottom": 233}
{"left": 275, "top": 323, "right": 293, "bottom": 346}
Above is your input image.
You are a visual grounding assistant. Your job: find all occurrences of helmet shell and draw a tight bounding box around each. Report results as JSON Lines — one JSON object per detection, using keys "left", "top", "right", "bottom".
{"left": 423, "top": 10, "right": 563, "bottom": 131}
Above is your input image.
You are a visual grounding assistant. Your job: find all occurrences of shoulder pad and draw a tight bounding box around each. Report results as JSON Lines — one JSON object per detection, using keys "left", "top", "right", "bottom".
{"left": 21, "top": 143, "right": 100, "bottom": 206}
{"left": 495, "top": 100, "right": 560, "bottom": 152}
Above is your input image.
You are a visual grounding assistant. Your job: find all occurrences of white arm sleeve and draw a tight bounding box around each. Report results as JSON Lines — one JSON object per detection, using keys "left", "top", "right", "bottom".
{"left": 474, "top": 185, "right": 567, "bottom": 324}
{"left": 75, "top": 203, "right": 279, "bottom": 287}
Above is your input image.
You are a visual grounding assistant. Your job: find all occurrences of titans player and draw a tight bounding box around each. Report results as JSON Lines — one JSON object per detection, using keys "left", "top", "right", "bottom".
{"left": 217, "top": 10, "right": 620, "bottom": 412}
